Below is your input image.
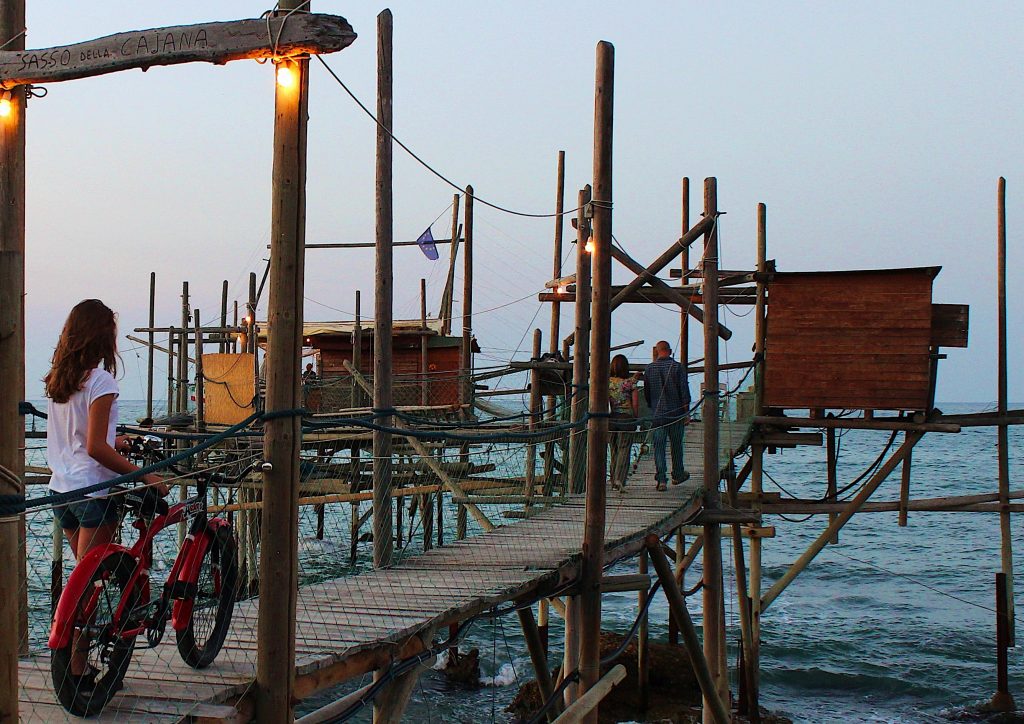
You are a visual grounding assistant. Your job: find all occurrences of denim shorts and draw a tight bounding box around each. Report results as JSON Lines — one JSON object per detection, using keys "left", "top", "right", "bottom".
{"left": 53, "top": 496, "right": 121, "bottom": 530}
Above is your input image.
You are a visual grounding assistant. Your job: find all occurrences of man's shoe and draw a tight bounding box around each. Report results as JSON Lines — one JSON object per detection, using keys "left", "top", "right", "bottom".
{"left": 671, "top": 472, "right": 691, "bottom": 486}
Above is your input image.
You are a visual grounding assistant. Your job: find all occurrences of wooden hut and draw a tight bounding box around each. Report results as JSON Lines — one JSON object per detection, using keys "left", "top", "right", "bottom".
{"left": 262, "top": 319, "right": 477, "bottom": 411}
{"left": 763, "top": 267, "right": 968, "bottom": 414}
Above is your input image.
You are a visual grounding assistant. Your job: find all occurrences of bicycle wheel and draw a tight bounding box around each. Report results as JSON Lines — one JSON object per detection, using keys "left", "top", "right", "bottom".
{"left": 177, "top": 525, "right": 238, "bottom": 668}
{"left": 51, "top": 551, "right": 141, "bottom": 717}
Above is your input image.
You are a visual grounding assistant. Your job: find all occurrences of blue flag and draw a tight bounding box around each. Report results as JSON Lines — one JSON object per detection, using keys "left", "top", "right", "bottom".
{"left": 416, "top": 226, "right": 439, "bottom": 261}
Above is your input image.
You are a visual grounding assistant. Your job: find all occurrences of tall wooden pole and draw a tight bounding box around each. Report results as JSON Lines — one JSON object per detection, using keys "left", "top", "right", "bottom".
{"left": 439, "top": 193, "right": 460, "bottom": 335}
{"left": 194, "top": 310, "right": 205, "bottom": 430}
{"left": 544, "top": 151, "right": 566, "bottom": 491}
{"left": 146, "top": 272, "right": 156, "bottom": 419}
{"left": 0, "top": 0, "right": 26, "bottom": 713}
{"left": 997, "top": 176, "right": 1015, "bottom": 643}
{"left": 525, "top": 328, "right": 542, "bottom": 504}
{"left": 220, "top": 279, "right": 229, "bottom": 353}
{"left": 550, "top": 151, "right": 566, "bottom": 354}
{"left": 700, "top": 177, "right": 728, "bottom": 721}
{"left": 748, "top": 201, "right": 768, "bottom": 715}
{"left": 461, "top": 185, "right": 475, "bottom": 407}
{"left": 167, "top": 326, "right": 176, "bottom": 413}
{"left": 256, "top": 1, "right": 309, "bottom": 717}
{"left": 568, "top": 185, "right": 592, "bottom": 494}
{"left": 679, "top": 177, "right": 690, "bottom": 361}
{"left": 372, "top": 8, "right": 394, "bottom": 572}
{"left": 178, "top": 281, "right": 190, "bottom": 414}
{"left": 579, "top": 40, "right": 614, "bottom": 723}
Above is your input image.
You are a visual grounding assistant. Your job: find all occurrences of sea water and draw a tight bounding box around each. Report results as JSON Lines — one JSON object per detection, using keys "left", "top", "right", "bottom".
{"left": 22, "top": 401, "right": 1024, "bottom": 723}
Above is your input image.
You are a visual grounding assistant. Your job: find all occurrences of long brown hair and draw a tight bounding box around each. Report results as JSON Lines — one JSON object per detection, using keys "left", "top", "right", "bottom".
{"left": 610, "top": 354, "right": 630, "bottom": 379}
{"left": 44, "top": 300, "right": 119, "bottom": 403}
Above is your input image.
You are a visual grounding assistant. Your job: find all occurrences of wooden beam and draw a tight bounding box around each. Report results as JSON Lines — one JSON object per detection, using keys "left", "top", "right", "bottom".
{"left": 371, "top": 625, "right": 437, "bottom": 724}
{"left": 0, "top": 13, "right": 356, "bottom": 86}
{"left": 645, "top": 536, "right": 730, "bottom": 724}
{"left": 305, "top": 237, "right": 455, "bottom": 250}
{"left": 519, "top": 607, "right": 560, "bottom": 720}
{"left": 552, "top": 665, "right": 627, "bottom": 724}
{"left": 608, "top": 214, "right": 714, "bottom": 311}
{"left": 997, "top": 176, "right": 1015, "bottom": 643}
{"left": 754, "top": 415, "right": 960, "bottom": 433}
{"left": 608, "top": 243, "right": 734, "bottom": 339}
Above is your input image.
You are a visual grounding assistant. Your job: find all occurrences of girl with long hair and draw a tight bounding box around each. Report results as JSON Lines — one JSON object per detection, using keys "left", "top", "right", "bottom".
{"left": 608, "top": 353, "right": 639, "bottom": 491}
{"left": 45, "top": 300, "right": 167, "bottom": 683}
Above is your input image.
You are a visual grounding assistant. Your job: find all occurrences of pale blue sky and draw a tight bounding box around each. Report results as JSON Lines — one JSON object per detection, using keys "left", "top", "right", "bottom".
{"left": 19, "top": 2, "right": 1024, "bottom": 403}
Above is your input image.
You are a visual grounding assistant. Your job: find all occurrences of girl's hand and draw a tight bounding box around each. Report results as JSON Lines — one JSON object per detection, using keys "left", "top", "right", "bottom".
{"left": 115, "top": 435, "right": 131, "bottom": 454}
{"left": 142, "top": 473, "right": 169, "bottom": 497}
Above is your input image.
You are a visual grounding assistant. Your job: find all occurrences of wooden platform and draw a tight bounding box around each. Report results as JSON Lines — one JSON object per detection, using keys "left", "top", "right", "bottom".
{"left": 17, "top": 421, "right": 749, "bottom": 722}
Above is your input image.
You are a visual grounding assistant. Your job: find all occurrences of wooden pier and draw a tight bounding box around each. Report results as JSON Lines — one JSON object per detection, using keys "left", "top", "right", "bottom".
{"left": 15, "top": 428, "right": 745, "bottom": 722}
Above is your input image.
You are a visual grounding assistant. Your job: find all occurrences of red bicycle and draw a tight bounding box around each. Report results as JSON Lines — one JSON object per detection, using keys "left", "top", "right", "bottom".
{"left": 48, "top": 442, "right": 255, "bottom": 717}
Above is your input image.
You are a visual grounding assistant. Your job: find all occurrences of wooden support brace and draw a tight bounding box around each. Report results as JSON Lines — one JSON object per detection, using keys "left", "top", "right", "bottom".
{"left": 644, "top": 535, "right": 730, "bottom": 724}
{"left": 518, "top": 606, "right": 561, "bottom": 719}
{"left": 760, "top": 432, "right": 923, "bottom": 612}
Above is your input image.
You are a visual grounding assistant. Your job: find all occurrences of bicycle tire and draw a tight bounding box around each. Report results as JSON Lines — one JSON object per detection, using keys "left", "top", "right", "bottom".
{"left": 176, "top": 525, "right": 238, "bottom": 668}
{"left": 51, "top": 551, "right": 141, "bottom": 717}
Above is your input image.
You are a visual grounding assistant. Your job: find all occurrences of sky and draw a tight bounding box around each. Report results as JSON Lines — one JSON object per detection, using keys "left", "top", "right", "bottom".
{"left": 16, "top": 1, "right": 1024, "bottom": 404}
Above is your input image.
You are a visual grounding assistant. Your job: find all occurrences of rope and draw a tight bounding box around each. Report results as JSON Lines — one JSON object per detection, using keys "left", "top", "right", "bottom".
{"left": 315, "top": 55, "right": 583, "bottom": 220}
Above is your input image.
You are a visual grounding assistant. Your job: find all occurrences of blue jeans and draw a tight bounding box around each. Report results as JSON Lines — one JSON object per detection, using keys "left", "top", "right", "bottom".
{"left": 652, "top": 419, "right": 686, "bottom": 484}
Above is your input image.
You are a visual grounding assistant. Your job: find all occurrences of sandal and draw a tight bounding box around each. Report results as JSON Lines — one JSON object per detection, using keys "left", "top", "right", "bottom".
{"left": 671, "top": 472, "right": 691, "bottom": 486}
{"left": 655, "top": 481, "right": 667, "bottom": 492}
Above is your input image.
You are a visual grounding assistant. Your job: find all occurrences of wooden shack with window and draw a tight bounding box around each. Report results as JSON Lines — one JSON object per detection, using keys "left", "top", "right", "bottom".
{"left": 268, "top": 319, "right": 477, "bottom": 412}
{"left": 763, "top": 267, "right": 968, "bottom": 414}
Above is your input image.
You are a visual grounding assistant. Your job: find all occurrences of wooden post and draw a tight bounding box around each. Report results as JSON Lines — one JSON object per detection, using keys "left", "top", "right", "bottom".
{"left": 578, "top": 40, "right": 614, "bottom": 722}
{"left": 997, "top": 177, "right": 1015, "bottom": 644}
{"left": 991, "top": 572, "right": 1016, "bottom": 711}
{"left": 827, "top": 427, "right": 839, "bottom": 541}
{"left": 461, "top": 185, "right": 474, "bottom": 408}
{"left": 0, "top": 0, "right": 26, "bottom": 710}
{"left": 233, "top": 301, "right": 239, "bottom": 352}
{"left": 898, "top": 432, "right": 912, "bottom": 527}
{"left": 645, "top": 536, "right": 730, "bottom": 724}
{"left": 256, "top": 2, "right": 309, "bottom": 717}
{"left": 436, "top": 483, "right": 444, "bottom": 547}
{"left": 439, "top": 194, "right": 461, "bottom": 335}
{"left": 562, "top": 594, "right": 580, "bottom": 707}
{"left": 700, "top": 177, "right": 729, "bottom": 719}
{"left": 668, "top": 529, "right": 683, "bottom": 645}
{"left": 544, "top": 151, "right": 566, "bottom": 490}
{"left": 178, "top": 282, "right": 190, "bottom": 414}
{"left": 568, "top": 185, "right": 593, "bottom": 495}
{"left": 679, "top": 177, "right": 690, "bottom": 362}
{"left": 747, "top": 201, "right": 768, "bottom": 715}
{"left": 195, "top": 310, "right": 205, "bottom": 430}
{"left": 220, "top": 279, "right": 229, "bottom": 353}
{"left": 353, "top": 289, "right": 362, "bottom": 405}
{"left": 518, "top": 606, "right": 560, "bottom": 720}
{"left": 421, "top": 491, "right": 433, "bottom": 551}
{"left": 167, "top": 325, "right": 175, "bottom": 412}
{"left": 146, "top": 272, "right": 156, "bottom": 420}
{"left": 420, "top": 278, "right": 429, "bottom": 405}
{"left": 638, "top": 551, "right": 650, "bottom": 712}
{"left": 372, "top": 8, "right": 394, "bottom": 573}
{"left": 525, "top": 328, "right": 543, "bottom": 504}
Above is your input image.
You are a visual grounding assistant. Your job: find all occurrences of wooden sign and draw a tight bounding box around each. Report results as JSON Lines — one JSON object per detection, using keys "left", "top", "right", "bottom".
{"left": 0, "top": 13, "right": 356, "bottom": 86}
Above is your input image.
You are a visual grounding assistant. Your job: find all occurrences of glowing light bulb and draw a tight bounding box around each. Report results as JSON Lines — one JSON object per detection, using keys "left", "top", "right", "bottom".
{"left": 584, "top": 237, "right": 595, "bottom": 254}
{"left": 0, "top": 92, "right": 11, "bottom": 118}
{"left": 276, "top": 64, "right": 296, "bottom": 88}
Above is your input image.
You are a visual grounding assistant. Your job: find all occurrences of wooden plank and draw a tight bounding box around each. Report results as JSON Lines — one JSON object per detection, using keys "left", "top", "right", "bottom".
{"left": 0, "top": 14, "right": 356, "bottom": 86}
{"left": 931, "top": 303, "right": 969, "bottom": 347}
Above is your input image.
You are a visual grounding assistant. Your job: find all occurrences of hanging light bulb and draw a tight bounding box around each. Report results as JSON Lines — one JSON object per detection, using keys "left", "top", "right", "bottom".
{"left": 0, "top": 91, "right": 12, "bottom": 118}
{"left": 276, "top": 62, "right": 296, "bottom": 89}
{"left": 584, "top": 237, "right": 595, "bottom": 254}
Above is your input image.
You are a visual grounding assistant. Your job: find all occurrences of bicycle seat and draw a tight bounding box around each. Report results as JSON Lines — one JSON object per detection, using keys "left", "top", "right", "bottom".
{"left": 123, "top": 487, "right": 169, "bottom": 517}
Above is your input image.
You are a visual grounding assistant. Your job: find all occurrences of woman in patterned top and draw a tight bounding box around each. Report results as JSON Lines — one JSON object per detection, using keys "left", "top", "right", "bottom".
{"left": 608, "top": 354, "right": 639, "bottom": 491}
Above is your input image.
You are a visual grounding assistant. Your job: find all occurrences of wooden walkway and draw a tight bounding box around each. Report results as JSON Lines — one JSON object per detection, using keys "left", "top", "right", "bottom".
{"left": 17, "top": 421, "right": 748, "bottom": 722}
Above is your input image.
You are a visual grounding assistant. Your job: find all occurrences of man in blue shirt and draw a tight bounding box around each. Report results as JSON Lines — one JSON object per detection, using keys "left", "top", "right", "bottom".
{"left": 644, "top": 340, "right": 691, "bottom": 491}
